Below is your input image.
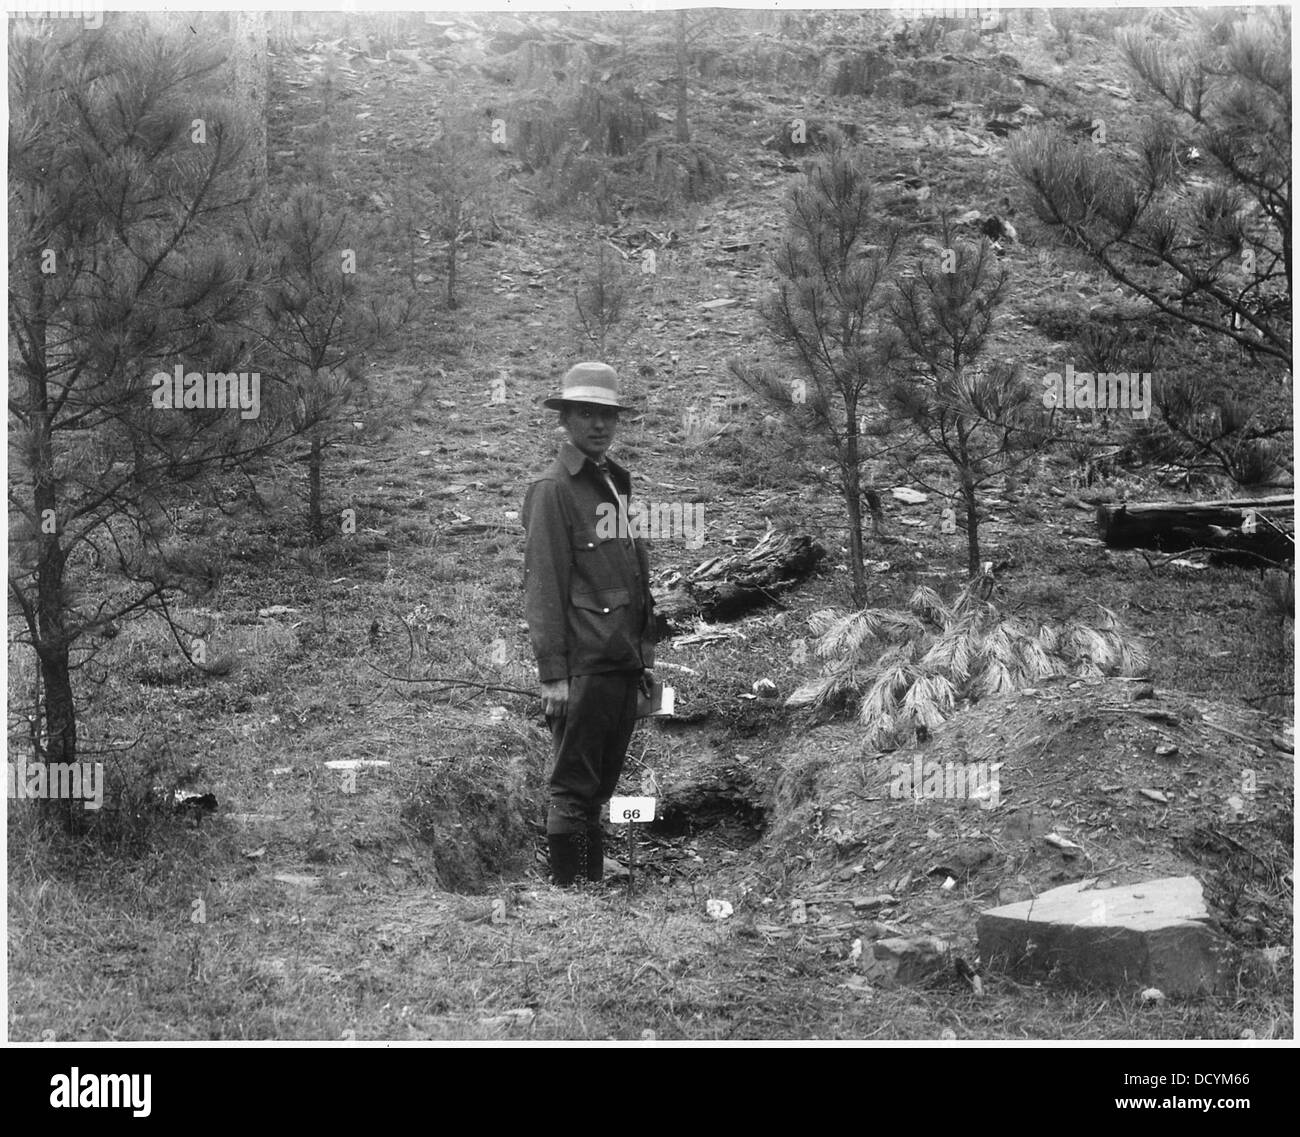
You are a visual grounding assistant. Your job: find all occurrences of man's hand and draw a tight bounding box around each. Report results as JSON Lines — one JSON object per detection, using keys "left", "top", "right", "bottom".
{"left": 540, "top": 679, "right": 569, "bottom": 718}
{"left": 639, "top": 669, "right": 657, "bottom": 699}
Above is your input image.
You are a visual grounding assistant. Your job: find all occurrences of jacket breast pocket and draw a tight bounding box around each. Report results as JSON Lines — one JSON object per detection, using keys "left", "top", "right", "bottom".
{"left": 571, "top": 529, "right": 624, "bottom": 593}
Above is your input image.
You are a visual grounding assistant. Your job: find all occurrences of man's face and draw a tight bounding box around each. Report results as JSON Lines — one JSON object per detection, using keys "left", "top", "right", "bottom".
{"left": 561, "top": 402, "right": 620, "bottom": 461}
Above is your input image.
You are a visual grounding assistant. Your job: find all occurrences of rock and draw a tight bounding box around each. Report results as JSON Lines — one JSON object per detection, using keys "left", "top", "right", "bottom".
{"left": 977, "top": 876, "right": 1226, "bottom": 996}
{"left": 860, "top": 935, "right": 949, "bottom": 987}
{"left": 891, "top": 486, "right": 929, "bottom": 505}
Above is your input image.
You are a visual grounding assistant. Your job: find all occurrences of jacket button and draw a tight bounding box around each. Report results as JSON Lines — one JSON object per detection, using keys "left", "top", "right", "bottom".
{"left": 602, "top": 607, "right": 610, "bottom": 613}
{"left": 586, "top": 542, "right": 594, "bottom": 548}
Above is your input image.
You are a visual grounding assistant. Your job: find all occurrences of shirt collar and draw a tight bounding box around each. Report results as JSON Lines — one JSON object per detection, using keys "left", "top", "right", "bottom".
{"left": 559, "top": 440, "right": 627, "bottom": 482}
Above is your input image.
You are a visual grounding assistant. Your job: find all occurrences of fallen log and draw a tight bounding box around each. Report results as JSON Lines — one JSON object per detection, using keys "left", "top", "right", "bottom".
{"left": 653, "top": 527, "right": 825, "bottom": 634}
{"left": 1096, "top": 495, "right": 1293, "bottom": 565}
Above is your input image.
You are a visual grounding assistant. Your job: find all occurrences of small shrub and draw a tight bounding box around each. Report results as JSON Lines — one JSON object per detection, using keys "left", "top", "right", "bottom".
{"left": 508, "top": 96, "right": 571, "bottom": 171}
{"left": 830, "top": 51, "right": 892, "bottom": 97}
{"left": 618, "top": 139, "right": 727, "bottom": 213}
{"left": 572, "top": 83, "right": 657, "bottom": 157}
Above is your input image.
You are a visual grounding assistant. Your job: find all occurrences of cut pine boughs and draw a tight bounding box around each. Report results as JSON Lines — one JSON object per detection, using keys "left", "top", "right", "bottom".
{"left": 787, "top": 579, "right": 1148, "bottom": 748}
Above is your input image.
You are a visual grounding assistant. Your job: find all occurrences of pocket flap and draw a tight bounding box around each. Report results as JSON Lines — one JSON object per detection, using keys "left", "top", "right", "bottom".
{"left": 572, "top": 588, "right": 630, "bottom": 613}
{"left": 572, "top": 525, "right": 614, "bottom": 552}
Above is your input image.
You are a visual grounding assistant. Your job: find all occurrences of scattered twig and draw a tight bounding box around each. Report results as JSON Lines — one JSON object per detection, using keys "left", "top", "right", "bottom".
{"left": 1141, "top": 546, "right": 1292, "bottom": 573}
{"left": 1201, "top": 719, "right": 1266, "bottom": 747}
{"left": 366, "top": 662, "right": 536, "bottom": 698}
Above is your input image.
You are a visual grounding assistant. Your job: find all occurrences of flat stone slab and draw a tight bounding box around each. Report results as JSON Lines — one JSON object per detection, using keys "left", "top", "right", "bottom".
{"left": 978, "top": 876, "right": 1225, "bottom": 996}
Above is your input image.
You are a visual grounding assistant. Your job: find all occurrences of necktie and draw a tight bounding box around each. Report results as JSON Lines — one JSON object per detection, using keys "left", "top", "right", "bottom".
{"left": 596, "top": 461, "right": 633, "bottom": 544}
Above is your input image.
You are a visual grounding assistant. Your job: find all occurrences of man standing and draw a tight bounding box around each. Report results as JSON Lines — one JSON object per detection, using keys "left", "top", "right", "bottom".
{"left": 523, "top": 362, "right": 656, "bottom": 887}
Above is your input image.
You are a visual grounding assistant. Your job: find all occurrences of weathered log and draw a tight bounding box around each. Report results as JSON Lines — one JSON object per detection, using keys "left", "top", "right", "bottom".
{"left": 653, "top": 529, "right": 825, "bottom": 634}
{"left": 1096, "top": 495, "right": 1293, "bottom": 564}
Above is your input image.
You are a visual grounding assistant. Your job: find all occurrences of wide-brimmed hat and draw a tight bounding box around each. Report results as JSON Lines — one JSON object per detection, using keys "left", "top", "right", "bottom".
{"left": 542, "top": 362, "right": 631, "bottom": 410}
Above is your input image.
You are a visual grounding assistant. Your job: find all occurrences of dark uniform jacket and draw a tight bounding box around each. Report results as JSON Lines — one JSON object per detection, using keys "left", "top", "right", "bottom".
{"left": 523, "top": 441, "right": 656, "bottom": 683}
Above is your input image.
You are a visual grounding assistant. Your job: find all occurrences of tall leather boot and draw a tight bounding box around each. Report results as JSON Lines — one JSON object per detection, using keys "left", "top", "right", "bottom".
{"left": 585, "top": 826, "right": 605, "bottom": 883}
{"left": 547, "top": 832, "right": 586, "bottom": 888}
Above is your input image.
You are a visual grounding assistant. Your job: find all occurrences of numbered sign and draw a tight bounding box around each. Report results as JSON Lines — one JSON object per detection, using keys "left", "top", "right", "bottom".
{"left": 610, "top": 796, "right": 656, "bottom": 823}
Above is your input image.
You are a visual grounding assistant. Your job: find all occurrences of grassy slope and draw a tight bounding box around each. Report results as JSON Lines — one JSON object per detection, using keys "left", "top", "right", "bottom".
{"left": 7, "top": 9, "right": 1292, "bottom": 1041}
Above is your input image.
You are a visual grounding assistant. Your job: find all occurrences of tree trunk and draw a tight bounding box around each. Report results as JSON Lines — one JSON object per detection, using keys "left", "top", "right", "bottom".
{"left": 1096, "top": 494, "right": 1293, "bottom": 562}
{"left": 963, "top": 480, "right": 981, "bottom": 577}
{"left": 23, "top": 269, "right": 81, "bottom": 830}
{"left": 652, "top": 530, "right": 825, "bottom": 634}
{"left": 675, "top": 11, "right": 691, "bottom": 144}
{"left": 227, "top": 11, "right": 269, "bottom": 204}
{"left": 446, "top": 196, "right": 459, "bottom": 309}
{"left": 268, "top": 11, "right": 297, "bottom": 53}
{"left": 843, "top": 426, "right": 867, "bottom": 606}
{"left": 309, "top": 428, "right": 324, "bottom": 543}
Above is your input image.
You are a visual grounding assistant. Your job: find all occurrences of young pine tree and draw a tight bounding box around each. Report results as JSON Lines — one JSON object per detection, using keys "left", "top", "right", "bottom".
{"left": 1008, "top": 7, "right": 1290, "bottom": 371}
{"left": 427, "top": 111, "right": 498, "bottom": 310}
{"left": 257, "top": 189, "right": 411, "bottom": 543}
{"left": 7, "top": 21, "right": 294, "bottom": 828}
{"left": 732, "top": 148, "right": 903, "bottom": 606}
{"left": 889, "top": 233, "right": 1053, "bottom": 577}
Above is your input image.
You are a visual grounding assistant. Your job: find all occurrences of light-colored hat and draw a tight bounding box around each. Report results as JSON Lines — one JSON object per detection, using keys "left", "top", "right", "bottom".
{"left": 543, "top": 362, "right": 631, "bottom": 410}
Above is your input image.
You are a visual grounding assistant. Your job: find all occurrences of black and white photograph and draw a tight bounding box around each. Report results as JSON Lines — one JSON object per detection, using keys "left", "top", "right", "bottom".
{"left": 5, "top": 0, "right": 1293, "bottom": 1064}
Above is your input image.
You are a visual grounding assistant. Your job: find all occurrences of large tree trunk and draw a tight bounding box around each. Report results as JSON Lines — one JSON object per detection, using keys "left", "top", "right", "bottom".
{"left": 1096, "top": 495, "right": 1294, "bottom": 563}
{"left": 227, "top": 11, "right": 269, "bottom": 204}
